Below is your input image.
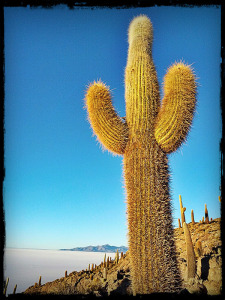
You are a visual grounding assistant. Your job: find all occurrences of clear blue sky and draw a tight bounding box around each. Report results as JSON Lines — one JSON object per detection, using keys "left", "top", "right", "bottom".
{"left": 3, "top": 5, "right": 221, "bottom": 250}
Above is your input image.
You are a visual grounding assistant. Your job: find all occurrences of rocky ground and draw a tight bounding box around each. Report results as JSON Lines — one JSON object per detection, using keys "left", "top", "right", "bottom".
{"left": 22, "top": 218, "right": 222, "bottom": 297}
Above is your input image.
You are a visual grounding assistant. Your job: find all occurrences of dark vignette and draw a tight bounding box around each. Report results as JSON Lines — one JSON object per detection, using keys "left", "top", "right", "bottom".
{"left": 1, "top": 0, "right": 224, "bottom": 299}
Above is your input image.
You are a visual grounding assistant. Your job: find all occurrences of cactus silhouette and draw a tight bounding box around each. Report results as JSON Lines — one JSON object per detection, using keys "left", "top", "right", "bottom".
{"left": 85, "top": 15, "right": 197, "bottom": 294}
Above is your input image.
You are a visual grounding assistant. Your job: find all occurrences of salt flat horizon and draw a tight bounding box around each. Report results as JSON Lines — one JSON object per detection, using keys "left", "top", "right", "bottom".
{"left": 3, "top": 248, "right": 116, "bottom": 296}
{"left": 4, "top": 243, "right": 128, "bottom": 251}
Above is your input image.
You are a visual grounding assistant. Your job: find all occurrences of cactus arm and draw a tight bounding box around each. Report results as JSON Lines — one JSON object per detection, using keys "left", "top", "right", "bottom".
{"left": 85, "top": 81, "right": 129, "bottom": 155}
{"left": 154, "top": 62, "right": 197, "bottom": 153}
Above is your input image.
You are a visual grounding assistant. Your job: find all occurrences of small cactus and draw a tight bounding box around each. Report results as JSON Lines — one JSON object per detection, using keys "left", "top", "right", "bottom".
{"left": 103, "top": 253, "right": 106, "bottom": 267}
{"left": 13, "top": 284, "right": 17, "bottom": 294}
{"left": 103, "top": 268, "right": 107, "bottom": 281}
{"left": 65, "top": 270, "right": 67, "bottom": 278}
{"left": 178, "top": 218, "right": 181, "bottom": 228}
{"left": 39, "top": 276, "right": 42, "bottom": 286}
{"left": 205, "top": 204, "right": 209, "bottom": 223}
{"left": 115, "top": 249, "right": 119, "bottom": 264}
{"left": 202, "top": 216, "right": 204, "bottom": 223}
{"left": 183, "top": 222, "right": 196, "bottom": 278}
{"left": 106, "top": 256, "right": 109, "bottom": 268}
{"left": 179, "top": 195, "right": 186, "bottom": 226}
{"left": 195, "top": 240, "right": 202, "bottom": 257}
{"left": 191, "top": 209, "right": 195, "bottom": 224}
{"left": 3, "top": 277, "right": 9, "bottom": 296}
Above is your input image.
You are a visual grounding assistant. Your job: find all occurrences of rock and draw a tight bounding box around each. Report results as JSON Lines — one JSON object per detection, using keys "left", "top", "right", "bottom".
{"left": 183, "top": 277, "right": 207, "bottom": 294}
{"left": 208, "top": 255, "right": 222, "bottom": 282}
{"left": 203, "top": 280, "right": 222, "bottom": 295}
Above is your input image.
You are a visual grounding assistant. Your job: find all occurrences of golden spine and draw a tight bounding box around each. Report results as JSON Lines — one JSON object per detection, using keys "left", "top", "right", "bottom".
{"left": 85, "top": 15, "right": 197, "bottom": 294}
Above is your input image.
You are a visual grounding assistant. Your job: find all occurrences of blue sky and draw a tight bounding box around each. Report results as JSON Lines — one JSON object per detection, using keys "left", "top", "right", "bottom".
{"left": 3, "top": 5, "right": 221, "bottom": 250}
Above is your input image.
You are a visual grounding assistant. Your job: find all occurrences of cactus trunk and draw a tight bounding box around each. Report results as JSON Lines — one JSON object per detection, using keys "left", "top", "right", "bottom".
{"left": 124, "top": 142, "right": 181, "bottom": 293}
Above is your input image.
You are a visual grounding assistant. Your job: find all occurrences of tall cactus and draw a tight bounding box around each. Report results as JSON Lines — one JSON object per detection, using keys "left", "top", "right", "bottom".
{"left": 183, "top": 222, "right": 196, "bottom": 278}
{"left": 85, "top": 15, "right": 197, "bottom": 294}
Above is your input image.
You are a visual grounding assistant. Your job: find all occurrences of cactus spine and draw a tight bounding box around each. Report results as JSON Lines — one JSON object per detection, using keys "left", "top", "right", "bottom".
{"left": 183, "top": 222, "right": 196, "bottom": 278}
{"left": 85, "top": 15, "right": 197, "bottom": 294}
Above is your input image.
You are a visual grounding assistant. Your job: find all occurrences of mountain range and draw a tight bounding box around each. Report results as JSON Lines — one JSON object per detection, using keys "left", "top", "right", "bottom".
{"left": 60, "top": 244, "right": 128, "bottom": 253}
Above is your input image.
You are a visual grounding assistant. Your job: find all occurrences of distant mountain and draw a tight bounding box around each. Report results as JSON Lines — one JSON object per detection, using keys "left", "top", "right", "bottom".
{"left": 60, "top": 244, "right": 128, "bottom": 253}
